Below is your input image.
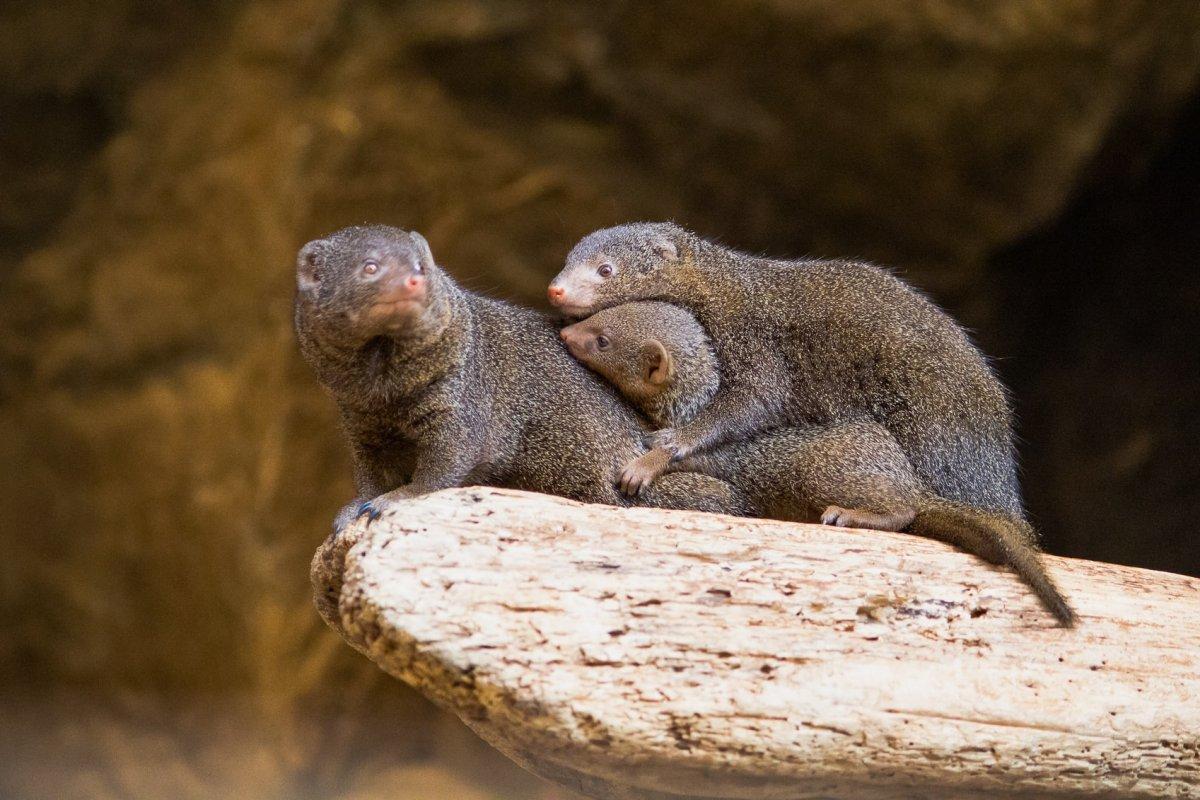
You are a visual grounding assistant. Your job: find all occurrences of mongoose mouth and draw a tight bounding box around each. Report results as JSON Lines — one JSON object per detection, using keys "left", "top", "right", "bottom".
{"left": 363, "top": 299, "right": 426, "bottom": 329}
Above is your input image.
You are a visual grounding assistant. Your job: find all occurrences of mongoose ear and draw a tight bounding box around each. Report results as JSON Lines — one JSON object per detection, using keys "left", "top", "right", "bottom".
{"left": 296, "top": 240, "right": 324, "bottom": 292}
{"left": 410, "top": 231, "right": 435, "bottom": 271}
{"left": 641, "top": 340, "right": 674, "bottom": 385}
{"left": 650, "top": 236, "right": 678, "bottom": 262}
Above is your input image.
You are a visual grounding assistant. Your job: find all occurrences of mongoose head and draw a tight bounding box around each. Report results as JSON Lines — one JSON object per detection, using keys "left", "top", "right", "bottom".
{"left": 548, "top": 222, "right": 697, "bottom": 318}
{"left": 559, "top": 301, "right": 719, "bottom": 427}
{"left": 295, "top": 225, "right": 448, "bottom": 347}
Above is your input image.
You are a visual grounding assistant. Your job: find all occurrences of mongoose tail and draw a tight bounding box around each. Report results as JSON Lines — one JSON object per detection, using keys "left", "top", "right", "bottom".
{"left": 912, "top": 500, "right": 1077, "bottom": 627}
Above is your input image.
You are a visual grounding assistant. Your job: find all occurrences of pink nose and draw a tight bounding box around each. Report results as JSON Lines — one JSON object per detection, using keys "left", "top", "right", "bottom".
{"left": 559, "top": 326, "right": 582, "bottom": 352}
{"left": 379, "top": 273, "right": 425, "bottom": 303}
{"left": 548, "top": 284, "right": 566, "bottom": 305}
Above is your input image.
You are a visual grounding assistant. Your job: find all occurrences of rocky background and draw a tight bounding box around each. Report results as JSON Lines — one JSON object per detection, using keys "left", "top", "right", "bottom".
{"left": 2, "top": 1, "right": 1198, "bottom": 798}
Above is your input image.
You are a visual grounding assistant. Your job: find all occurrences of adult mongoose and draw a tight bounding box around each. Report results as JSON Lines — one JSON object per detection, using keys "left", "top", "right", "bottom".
{"left": 294, "top": 224, "right": 748, "bottom": 531}
{"left": 559, "top": 301, "right": 1076, "bottom": 625}
{"left": 547, "top": 222, "right": 1024, "bottom": 524}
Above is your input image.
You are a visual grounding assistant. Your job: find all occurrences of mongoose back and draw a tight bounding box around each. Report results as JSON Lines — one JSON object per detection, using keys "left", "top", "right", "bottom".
{"left": 294, "top": 224, "right": 747, "bottom": 530}
{"left": 548, "top": 222, "right": 1023, "bottom": 524}
{"left": 560, "top": 301, "right": 1076, "bottom": 625}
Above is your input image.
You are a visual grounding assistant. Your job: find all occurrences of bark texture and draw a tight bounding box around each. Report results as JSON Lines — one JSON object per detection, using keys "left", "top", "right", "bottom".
{"left": 314, "top": 487, "right": 1200, "bottom": 800}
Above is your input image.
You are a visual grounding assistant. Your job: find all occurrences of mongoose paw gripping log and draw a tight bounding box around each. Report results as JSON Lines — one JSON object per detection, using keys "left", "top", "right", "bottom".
{"left": 618, "top": 447, "right": 674, "bottom": 496}
{"left": 356, "top": 501, "right": 383, "bottom": 525}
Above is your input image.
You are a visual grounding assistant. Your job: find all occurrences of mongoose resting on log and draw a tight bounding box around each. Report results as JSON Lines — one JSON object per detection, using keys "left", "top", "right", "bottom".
{"left": 559, "top": 301, "right": 1075, "bottom": 625}
{"left": 293, "top": 225, "right": 748, "bottom": 531}
{"left": 548, "top": 223, "right": 1023, "bottom": 521}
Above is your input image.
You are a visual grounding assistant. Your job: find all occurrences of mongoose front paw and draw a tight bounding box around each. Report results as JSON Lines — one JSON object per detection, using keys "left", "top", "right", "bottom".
{"left": 619, "top": 447, "right": 674, "bottom": 496}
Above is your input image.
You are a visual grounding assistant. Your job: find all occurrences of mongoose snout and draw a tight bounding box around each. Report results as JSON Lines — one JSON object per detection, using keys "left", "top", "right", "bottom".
{"left": 363, "top": 266, "right": 427, "bottom": 328}
{"left": 557, "top": 321, "right": 603, "bottom": 360}
{"left": 547, "top": 263, "right": 610, "bottom": 317}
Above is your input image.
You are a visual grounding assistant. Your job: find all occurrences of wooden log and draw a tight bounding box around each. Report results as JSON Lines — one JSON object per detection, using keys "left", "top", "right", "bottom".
{"left": 311, "top": 487, "right": 1200, "bottom": 800}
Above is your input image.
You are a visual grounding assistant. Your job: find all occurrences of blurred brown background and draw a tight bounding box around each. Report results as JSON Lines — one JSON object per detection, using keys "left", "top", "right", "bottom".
{"left": 2, "top": 1, "right": 1199, "bottom": 798}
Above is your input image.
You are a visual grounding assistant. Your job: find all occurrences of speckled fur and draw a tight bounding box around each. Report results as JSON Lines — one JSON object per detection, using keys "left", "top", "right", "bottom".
{"left": 555, "top": 222, "right": 1023, "bottom": 517}
{"left": 557, "top": 280, "right": 1075, "bottom": 625}
{"left": 294, "top": 225, "right": 748, "bottom": 529}
{"left": 559, "top": 302, "right": 912, "bottom": 518}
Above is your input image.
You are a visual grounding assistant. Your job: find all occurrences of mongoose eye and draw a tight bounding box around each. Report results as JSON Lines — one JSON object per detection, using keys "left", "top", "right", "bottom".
{"left": 596, "top": 335, "right": 611, "bottom": 350}
{"left": 597, "top": 262, "right": 614, "bottom": 278}
{"left": 362, "top": 259, "right": 379, "bottom": 275}
{"left": 412, "top": 261, "right": 423, "bottom": 274}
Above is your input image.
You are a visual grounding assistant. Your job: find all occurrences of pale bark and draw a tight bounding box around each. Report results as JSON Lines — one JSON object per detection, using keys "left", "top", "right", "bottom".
{"left": 312, "top": 487, "right": 1200, "bottom": 800}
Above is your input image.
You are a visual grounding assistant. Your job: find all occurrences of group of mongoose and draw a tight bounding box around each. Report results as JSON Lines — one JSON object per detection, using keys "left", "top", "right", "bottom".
{"left": 295, "top": 222, "right": 1076, "bottom": 625}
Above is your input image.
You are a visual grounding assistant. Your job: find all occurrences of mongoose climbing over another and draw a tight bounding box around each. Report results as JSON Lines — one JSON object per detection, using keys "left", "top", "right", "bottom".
{"left": 294, "top": 225, "right": 748, "bottom": 531}
{"left": 547, "top": 222, "right": 1025, "bottom": 525}
{"left": 559, "top": 301, "right": 1076, "bottom": 625}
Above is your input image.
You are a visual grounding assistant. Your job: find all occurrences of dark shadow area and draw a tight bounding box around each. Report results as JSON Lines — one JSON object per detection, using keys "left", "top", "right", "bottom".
{"left": 991, "top": 94, "right": 1200, "bottom": 575}
{"left": 0, "top": 93, "right": 114, "bottom": 262}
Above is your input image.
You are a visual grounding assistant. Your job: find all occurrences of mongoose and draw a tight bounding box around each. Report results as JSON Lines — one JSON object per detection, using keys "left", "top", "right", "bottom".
{"left": 547, "top": 222, "right": 1023, "bottom": 522}
{"left": 560, "top": 301, "right": 1076, "bottom": 625}
{"left": 294, "top": 224, "right": 749, "bottom": 531}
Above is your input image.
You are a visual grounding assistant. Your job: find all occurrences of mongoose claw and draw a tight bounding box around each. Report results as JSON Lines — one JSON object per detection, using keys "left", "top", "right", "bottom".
{"left": 356, "top": 501, "right": 383, "bottom": 525}
{"left": 618, "top": 447, "right": 674, "bottom": 497}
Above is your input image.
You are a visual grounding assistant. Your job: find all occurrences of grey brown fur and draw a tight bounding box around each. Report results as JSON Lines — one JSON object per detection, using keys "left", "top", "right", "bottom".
{"left": 552, "top": 253, "right": 1080, "bottom": 628}
{"left": 294, "top": 225, "right": 747, "bottom": 531}
{"left": 565, "top": 303, "right": 921, "bottom": 528}
{"left": 552, "top": 222, "right": 1022, "bottom": 512}
{"left": 559, "top": 304, "right": 912, "bottom": 520}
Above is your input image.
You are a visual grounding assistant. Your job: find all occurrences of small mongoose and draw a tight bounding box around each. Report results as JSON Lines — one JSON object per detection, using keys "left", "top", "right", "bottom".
{"left": 547, "top": 222, "right": 1024, "bottom": 521}
{"left": 294, "top": 224, "right": 748, "bottom": 530}
{"left": 559, "top": 301, "right": 1076, "bottom": 625}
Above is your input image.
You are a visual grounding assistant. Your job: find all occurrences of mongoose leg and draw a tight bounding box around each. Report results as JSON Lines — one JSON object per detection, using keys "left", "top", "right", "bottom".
{"left": 649, "top": 386, "right": 777, "bottom": 460}
{"left": 820, "top": 504, "right": 916, "bottom": 532}
{"left": 357, "top": 430, "right": 480, "bottom": 522}
{"left": 624, "top": 389, "right": 778, "bottom": 495}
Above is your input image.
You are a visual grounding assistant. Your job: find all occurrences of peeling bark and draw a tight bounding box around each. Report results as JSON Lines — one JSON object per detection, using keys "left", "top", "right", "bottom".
{"left": 313, "top": 487, "right": 1200, "bottom": 799}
